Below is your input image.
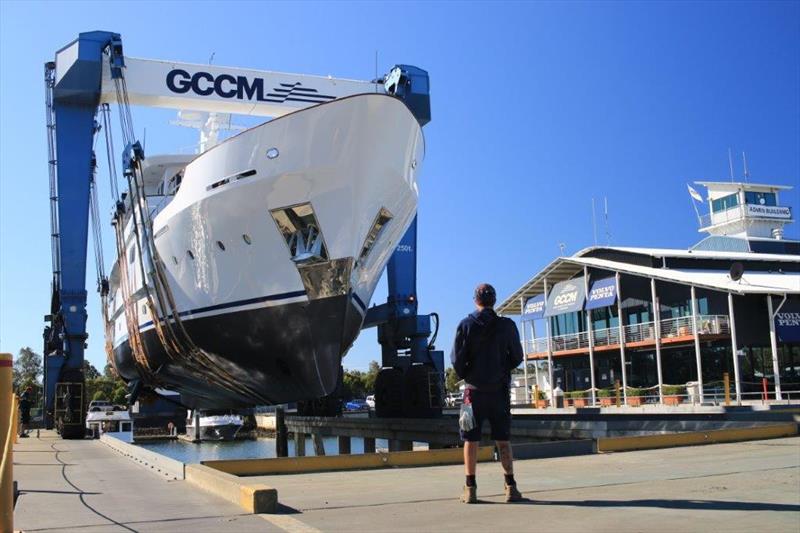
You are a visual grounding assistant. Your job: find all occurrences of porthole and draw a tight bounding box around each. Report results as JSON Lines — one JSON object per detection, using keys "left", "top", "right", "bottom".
{"left": 187, "top": 250, "right": 195, "bottom": 260}
{"left": 217, "top": 241, "right": 226, "bottom": 251}
{"left": 242, "top": 234, "right": 252, "bottom": 245}
{"left": 171, "top": 256, "right": 178, "bottom": 265}
{"left": 266, "top": 147, "right": 279, "bottom": 159}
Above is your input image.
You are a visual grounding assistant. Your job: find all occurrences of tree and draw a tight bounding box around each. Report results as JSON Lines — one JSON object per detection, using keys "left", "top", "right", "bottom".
{"left": 83, "top": 361, "right": 100, "bottom": 380}
{"left": 103, "top": 363, "right": 117, "bottom": 379}
{"left": 445, "top": 367, "right": 461, "bottom": 393}
{"left": 13, "top": 347, "right": 42, "bottom": 392}
{"left": 111, "top": 385, "right": 128, "bottom": 405}
{"left": 92, "top": 390, "right": 108, "bottom": 402}
{"left": 364, "top": 360, "right": 381, "bottom": 393}
{"left": 342, "top": 369, "right": 367, "bottom": 399}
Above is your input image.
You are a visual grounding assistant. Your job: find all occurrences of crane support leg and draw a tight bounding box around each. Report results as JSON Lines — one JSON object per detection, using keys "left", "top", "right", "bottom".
{"left": 43, "top": 31, "right": 121, "bottom": 437}
{"left": 364, "top": 216, "right": 444, "bottom": 418}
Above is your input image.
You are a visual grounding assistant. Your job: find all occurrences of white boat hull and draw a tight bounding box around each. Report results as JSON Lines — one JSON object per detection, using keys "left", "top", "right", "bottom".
{"left": 107, "top": 94, "right": 424, "bottom": 408}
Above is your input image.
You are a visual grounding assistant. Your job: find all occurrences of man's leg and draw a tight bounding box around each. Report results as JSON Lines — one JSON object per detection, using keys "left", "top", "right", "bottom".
{"left": 495, "top": 440, "right": 513, "bottom": 475}
{"left": 464, "top": 441, "right": 479, "bottom": 476}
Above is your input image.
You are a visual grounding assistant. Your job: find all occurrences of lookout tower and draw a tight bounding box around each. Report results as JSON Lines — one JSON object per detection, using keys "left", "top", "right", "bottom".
{"left": 690, "top": 182, "right": 797, "bottom": 254}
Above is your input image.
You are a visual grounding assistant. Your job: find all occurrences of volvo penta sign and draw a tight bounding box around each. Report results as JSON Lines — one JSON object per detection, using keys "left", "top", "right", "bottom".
{"left": 775, "top": 301, "right": 800, "bottom": 343}
{"left": 545, "top": 277, "right": 586, "bottom": 317}
{"left": 585, "top": 277, "right": 617, "bottom": 310}
{"left": 746, "top": 204, "right": 792, "bottom": 220}
{"left": 522, "top": 294, "right": 546, "bottom": 320}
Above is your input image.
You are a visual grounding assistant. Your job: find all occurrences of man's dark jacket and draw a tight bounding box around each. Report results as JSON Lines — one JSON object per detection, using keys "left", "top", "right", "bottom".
{"left": 450, "top": 308, "right": 524, "bottom": 391}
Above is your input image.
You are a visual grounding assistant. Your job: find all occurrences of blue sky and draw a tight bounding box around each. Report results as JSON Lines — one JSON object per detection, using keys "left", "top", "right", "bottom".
{"left": 1, "top": 1, "right": 798, "bottom": 376}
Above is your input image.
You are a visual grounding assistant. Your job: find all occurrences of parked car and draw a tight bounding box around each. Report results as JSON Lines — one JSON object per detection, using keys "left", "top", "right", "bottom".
{"left": 365, "top": 395, "right": 375, "bottom": 409}
{"left": 345, "top": 399, "right": 369, "bottom": 411}
{"left": 88, "top": 400, "right": 112, "bottom": 412}
{"left": 445, "top": 392, "right": 463, "bottom": 407}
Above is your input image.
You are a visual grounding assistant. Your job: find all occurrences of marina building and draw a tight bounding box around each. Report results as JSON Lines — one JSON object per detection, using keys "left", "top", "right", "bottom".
{"left": 497, "top": 181, "right": 800, "bottom": 405}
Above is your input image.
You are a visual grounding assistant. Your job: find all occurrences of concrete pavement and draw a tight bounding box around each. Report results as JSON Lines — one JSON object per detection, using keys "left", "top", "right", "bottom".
{"left": 12, "top": 431, "right": 800, "bottom": 532}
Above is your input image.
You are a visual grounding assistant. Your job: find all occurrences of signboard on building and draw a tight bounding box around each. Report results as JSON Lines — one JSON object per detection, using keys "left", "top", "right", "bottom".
{"left": 545, "top": 277, "right": 586, "bottom": 317}
{"left": 746, "top": 204, "right": 792, "bottom": 220}
{"left": 585, "top": 277, "right": 617, "bottom": 310}
{"left": 522, "top": 294, "right": 546, "bottom": 320}
{"left": 775, "top": 301, "right": 800, "bottom": 343}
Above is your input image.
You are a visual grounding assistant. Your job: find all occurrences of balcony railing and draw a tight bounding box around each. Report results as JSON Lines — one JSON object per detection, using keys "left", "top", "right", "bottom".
{"left": 523, "top": 314, "right": 730, "bottom": 355}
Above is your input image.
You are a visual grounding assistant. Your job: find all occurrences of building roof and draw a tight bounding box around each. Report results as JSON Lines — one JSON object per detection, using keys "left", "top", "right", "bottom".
{"left": 496, "top": 246, "right": 800, "bottom": 315}
{"left": 694, "top": 181, "right": 793, "bottom": 191}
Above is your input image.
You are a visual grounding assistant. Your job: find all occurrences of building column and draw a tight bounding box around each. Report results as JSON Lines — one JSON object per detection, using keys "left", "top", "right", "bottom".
{"left": 544, "top": 277, "right": 555, "bottom": 402}
{"left": 690, "top": 285, "right": 704, "bottom": 404}
{"left": 519, "top": 296, "right": 530, "bottom": 404}
{"left": 531, "top": 320, "right": 540, "bottom": 391}
{"left": 728, "top": 292, "right": 742, "bottom": 405}
{"left": 766, "top": 294, "right": 783, "bottom": 401}
{"left": 584, "top": 266, "right": 597, "bottom": 406}
{"left": 651, "top": 278, "right": 664, "bottom": 404}
{"left": 616, "top": 272, "right": 628, "bottom": 404}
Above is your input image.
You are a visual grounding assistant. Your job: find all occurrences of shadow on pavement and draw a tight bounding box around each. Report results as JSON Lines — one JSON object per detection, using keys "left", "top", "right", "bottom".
{"left": 509, "top": 498, "right": 800, "bottom": 512}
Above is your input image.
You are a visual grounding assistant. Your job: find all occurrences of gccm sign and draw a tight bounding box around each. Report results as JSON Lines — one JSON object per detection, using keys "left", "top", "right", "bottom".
{"left": 545, "top": 277, "right": 586, "bottom": 317}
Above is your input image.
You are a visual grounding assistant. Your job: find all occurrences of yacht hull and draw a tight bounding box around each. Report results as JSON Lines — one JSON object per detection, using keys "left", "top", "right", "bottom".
{"left": 107, "top": 94, "right": 424, "bottom": 408}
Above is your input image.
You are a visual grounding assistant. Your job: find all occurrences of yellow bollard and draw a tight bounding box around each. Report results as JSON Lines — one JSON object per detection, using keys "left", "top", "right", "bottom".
{"left": 12, "top": 394, "right": 18, "bottom": 444}
{"left": 534, "top": 385, "right": 540, "bottom": 409}
{"left": 723, "top": 372, "right": 731, "bottom": 406}
{"left": 1, "top": 352, "right": 14, "bottom": 533}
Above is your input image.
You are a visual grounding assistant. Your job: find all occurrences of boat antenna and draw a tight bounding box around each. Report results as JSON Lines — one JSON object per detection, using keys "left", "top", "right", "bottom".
{"left": 604, "top": 196, "right": 611, "bottom": 244}
{"left": 209, "top": 52, "right": 216, "bottom": 65}
{"left": 742, "top": 151, "right": 750, "bottom": 182}
{"left": 558, "top": 242, "right": 566, "bottom": 256}
{"left": 728, "top": 147, "right": 735, "bottom": 182}
{"left": 591, "top": 197, "right": 598, "bottom": 245}
{"left": 374, "top": 50, "right": 379, "bottom": 93}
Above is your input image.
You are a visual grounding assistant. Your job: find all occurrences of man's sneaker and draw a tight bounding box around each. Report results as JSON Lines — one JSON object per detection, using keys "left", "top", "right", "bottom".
{"left": 505, "top": 483, "right": 522, "bottom": 502}
{"left": 461, "top": 485, "right": 477, "bottom": 504}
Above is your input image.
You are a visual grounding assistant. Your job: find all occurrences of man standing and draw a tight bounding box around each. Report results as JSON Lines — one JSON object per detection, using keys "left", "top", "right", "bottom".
{"left": 451, "top": 283, "right": 524, "bottom": 504}
{"left": 19, "top": 386, "right": 32, "bottom": 438}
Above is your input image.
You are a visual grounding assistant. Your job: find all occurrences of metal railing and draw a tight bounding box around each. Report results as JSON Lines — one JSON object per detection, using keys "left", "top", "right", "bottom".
{"left": 623, "top": 321, "right": 656, "bottom": 343}
{"left": 523, "top": 315, "right": 730, "bottom": 354}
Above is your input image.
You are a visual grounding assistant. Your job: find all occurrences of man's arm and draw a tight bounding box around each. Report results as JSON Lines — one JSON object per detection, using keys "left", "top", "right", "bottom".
{"left": 506, "top": 320, "right": 524, "bottom": 371}
{"left": 450, "top": 321, "right": 470, "bottom": 379}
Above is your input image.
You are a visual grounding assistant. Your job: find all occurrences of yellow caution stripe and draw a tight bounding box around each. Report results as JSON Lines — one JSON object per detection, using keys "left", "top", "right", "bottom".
{"left": 204, "top": 446, "right": 494, "bottom": 476}
{"left": 597, "top": 423, "right": 797, "bottom": 452}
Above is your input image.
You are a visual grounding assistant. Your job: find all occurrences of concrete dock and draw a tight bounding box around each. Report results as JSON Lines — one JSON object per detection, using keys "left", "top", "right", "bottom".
{"left": 13, "top": 430, "right": 800, "bottom": 532}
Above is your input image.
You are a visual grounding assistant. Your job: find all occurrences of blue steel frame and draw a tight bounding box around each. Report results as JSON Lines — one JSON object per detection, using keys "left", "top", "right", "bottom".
{"left": 43, "top": 31, "right": 122, "bottom": 428}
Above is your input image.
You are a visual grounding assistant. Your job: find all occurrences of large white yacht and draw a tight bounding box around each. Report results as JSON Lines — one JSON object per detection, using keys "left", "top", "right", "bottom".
{"left": 105, "top": 92, "right": 426, "bottom": 409}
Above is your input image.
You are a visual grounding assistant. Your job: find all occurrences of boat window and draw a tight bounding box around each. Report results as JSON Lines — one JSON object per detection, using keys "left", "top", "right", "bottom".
{"left": 242, "top": 234, "right": 252, "bottom": 245}
{"left": 744, "top": 191, "right": 776, "bottom": 206}
{"left": 271, "top": 203, "right": 329, "bottom": 263}
{"left": 187, "top": 250, "right": 195, "bottom": 260}
{"left": 166, "top": 171, "right": 183, "bottom": 195}
{"left": 128, "top": 246, "right": 136, "bottom": 264}
{"left": 359, "top": 208, "right": 393, "bottom": 262}
{"left": 217, "top": 241, "right": 226, "bottom": 251}
{"left": 711, "top": 193, "right": 738, "bottom": 213}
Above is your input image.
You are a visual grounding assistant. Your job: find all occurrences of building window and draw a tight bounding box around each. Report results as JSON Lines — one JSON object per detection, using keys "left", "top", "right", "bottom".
{"left": 744, "top": 191, "right": 776, "bottom": 206}
{"left": 711, "top": 193, "right": 739, "bottom": 213}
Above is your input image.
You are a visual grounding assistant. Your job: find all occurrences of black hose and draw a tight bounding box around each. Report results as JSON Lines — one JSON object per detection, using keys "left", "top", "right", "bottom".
{"left": 428, "top": 312, "right": 439, "bottom": 349}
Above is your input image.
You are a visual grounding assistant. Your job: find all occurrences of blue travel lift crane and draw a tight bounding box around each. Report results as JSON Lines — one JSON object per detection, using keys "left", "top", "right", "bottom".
{"left": 43, "top": 31, "right": 443, "bottom": 437}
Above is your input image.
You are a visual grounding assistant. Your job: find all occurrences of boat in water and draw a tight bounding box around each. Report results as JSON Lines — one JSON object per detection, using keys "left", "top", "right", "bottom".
{"left": 185, "top": 410, "right": 244, "bottom": 441}
{"left": 105, "top": 92, "right": 427, "bottom": 409}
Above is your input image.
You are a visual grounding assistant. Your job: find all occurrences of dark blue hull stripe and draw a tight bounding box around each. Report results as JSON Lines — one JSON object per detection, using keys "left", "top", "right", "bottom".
{"left": 138, "top": 289, "right": 307, "bottom": 330}
{"left": 351, "top": 292, "right": 367, "bottom": 313}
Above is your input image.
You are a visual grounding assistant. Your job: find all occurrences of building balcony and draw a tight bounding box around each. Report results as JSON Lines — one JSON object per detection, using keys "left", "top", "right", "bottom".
{"left": 524, "top": 314, "right": 730, "bottom": 359}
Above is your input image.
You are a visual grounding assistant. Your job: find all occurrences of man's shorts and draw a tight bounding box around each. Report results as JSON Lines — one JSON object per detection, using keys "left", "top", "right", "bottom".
{"left": 460, "top": 388, "right": 511, "bottom": 442}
